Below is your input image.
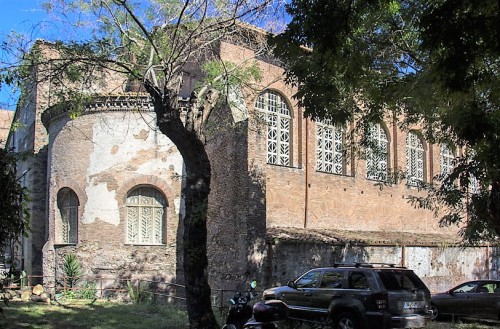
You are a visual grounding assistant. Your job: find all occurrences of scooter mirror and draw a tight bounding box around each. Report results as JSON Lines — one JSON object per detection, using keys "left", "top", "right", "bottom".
{"left": 250, "top": 280, "right": 257, "bottom": 289}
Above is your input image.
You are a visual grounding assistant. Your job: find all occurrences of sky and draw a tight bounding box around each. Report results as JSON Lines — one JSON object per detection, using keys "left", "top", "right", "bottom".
{"left": 0, "top": 0, "right": 290, "bottom": 110}
{"left": 0, "top": 0, "right": 53, "bottom": 110}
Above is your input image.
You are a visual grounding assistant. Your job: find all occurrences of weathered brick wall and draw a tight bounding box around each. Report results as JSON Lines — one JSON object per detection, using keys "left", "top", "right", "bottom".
{"left": 0, "top": 110, "right": 14, "bottom": 147}
{"left": 268, "top": 241, "right": 498, "bottom": 293}
{"left": 42, "top": 108, "right": 183, "bottom": 284}
{"left": 14, "top": 35, "right": 478, "bottom": 296}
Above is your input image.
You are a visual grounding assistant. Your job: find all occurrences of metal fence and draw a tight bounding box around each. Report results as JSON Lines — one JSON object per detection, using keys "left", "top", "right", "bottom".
{"left": 2, "top": 273, "right": 247, "bottom": 314}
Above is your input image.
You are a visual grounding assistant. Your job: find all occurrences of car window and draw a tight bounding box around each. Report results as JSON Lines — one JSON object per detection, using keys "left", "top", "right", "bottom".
{"left": 376, "top": 270, "right": 426, "bottom": 291}
{"left": 296, "top": 270, "right": 321, "bottom": 288}
{"left": 478, "top": 283, "right": 500, "bottom": 293}
{"left": 478, "top": 284, "right": 491, "bottom": 293}
{"left": 349, "top": 272, "right": 370, "bottom": 289}
{"left": 320, "top": 271, "right": 344, "bottom": 288}
{"left": 452, "top": 282, "right": 478, "bottom": 293}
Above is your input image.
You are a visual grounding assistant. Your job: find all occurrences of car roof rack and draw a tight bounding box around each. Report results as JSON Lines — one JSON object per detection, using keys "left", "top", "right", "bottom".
{"left": 332, "top": 262, "right": 406, "bottom": 269}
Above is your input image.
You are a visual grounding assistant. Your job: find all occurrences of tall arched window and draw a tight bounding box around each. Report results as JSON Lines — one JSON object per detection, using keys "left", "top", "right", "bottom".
{"left": 57, "top": 188, "right": 79, "bottom": 244}
{"left": 126, "top": 186, "right": 166, "bottom": 245}
{"left": 406, "top": 131, "right": 425, "bottom": 186}
{"left": 440, "top": 144, "right": 455, "bottom": 176}
{"left": 366, "top": 123, "right": 388, "bottom": 181}
{"left": 255, "top": 90, "right": 291, "bottom": 166}
{"left": 316, "top": 121, "right": 346, "bottom": 175}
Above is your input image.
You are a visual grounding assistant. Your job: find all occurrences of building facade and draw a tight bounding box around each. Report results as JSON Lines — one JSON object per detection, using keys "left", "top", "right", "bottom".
{"left": 6, "top": 33, "right": 498, "bottom": 296}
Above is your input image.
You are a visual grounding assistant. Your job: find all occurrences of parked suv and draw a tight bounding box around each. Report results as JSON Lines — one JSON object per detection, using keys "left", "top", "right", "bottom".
{"left": 262, "top": 263, "right": 432, "bottom": 329}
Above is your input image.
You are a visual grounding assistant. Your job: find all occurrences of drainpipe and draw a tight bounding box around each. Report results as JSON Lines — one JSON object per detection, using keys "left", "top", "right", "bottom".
{"left": 304, "top": 118, "right": 309, "bottom": 229}
{"left": 487, "top": 243, "right": 490, "bottom": 279}
{"left": 401, "top": 245, "right": 406, "bottom": 267}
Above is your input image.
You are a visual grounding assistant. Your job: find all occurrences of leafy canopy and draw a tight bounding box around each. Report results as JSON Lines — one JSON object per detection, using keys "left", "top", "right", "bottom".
{"left": 271, "top": 0, "right": 499, "bottom": 243}
{"left": 0, "top": 147, "right": 30, "bottom": 252}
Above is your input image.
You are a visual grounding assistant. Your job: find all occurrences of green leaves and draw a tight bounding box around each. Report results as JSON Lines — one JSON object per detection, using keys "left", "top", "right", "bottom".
{"left": 62, "top": 254, "right": 83, "bottom": 288}
{"left": 200, "top": 60, "right": 261, "bottom": 95}
{"left": 0, "top": 148, "right": 31, "bottom": 251}
{"left": 275, "top": 0, "right": 500, "bottom": 242}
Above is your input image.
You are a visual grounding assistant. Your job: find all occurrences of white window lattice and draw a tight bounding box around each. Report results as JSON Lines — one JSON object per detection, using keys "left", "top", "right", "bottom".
{"left": 58, "top": 188, "right": 78, "bottom": 244}
{"left": 316, "top": 121, "right": 344, "bottom": 174}
{"left": 406, "top": 132, "right": 425, "bottom": 186}
{"left": 366, "top": 123, "right": 388, "bottom": 181}
{"left": 440, "top": 144, "right": 455, "bottom": 176}
{"left": 126, "top": 187, "right": 166, "bottom": 245}
{"left": 255, "top": 91, "right": 291, "bottom": 166}
{"left": 467, "top": 150, "right": 480, "bottom": 194}
{"left": 469, "top": 176, "right": 480, "bottom": 194}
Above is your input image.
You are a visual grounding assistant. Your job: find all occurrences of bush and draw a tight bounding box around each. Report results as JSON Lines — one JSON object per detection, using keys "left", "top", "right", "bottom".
{"left": 77, "top": 281, "right": 97, "bottom": 300}
{"left": 126, "top": 280, "right": 152, "bottom": 304}
{"left": 62, "top": 254, "right": 83, "bottom": 289}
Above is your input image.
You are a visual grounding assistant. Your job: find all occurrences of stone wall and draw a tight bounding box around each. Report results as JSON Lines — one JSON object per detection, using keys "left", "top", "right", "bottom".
{"left": 267, "top": 240, "right": 498, "bottom": 293}
{"left": 42, "top": 104, "right": 183, "bottom": 285}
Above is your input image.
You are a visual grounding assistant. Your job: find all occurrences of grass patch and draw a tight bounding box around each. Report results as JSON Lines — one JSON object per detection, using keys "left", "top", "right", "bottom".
{"left": 429, "top": 322, "right": 500, "bottom": 329}
{"left": 0, "top": 300, "right": 191, "bottom": 329}
{"left": 279, "top": 319, "right": 500, "bottom": 329}
{"left": 2, "top": 300, "right": 497, "bottom": 329}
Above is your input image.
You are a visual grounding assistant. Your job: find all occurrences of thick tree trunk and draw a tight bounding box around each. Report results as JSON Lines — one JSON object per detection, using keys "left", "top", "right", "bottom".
{"left": 490, "top": 177, "right": 500, "bottom": 236}
{"left": 183, "top": 177, "right": 219, "bottom": 329}
{"left": 151, "top": 95, "right": 219, "bottom": 329}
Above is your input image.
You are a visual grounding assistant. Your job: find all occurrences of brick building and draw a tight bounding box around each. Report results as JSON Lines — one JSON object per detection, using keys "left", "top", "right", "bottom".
{"left": 5, "top": 29, "right": 499, "bottom": 295}
{"left": 0, "top": 109, "right": 14, "bottom": 147}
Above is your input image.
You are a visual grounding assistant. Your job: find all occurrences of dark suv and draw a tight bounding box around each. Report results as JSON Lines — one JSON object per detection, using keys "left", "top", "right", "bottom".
{"left": 262, "top": 263, "right": 432, "bottom": 329}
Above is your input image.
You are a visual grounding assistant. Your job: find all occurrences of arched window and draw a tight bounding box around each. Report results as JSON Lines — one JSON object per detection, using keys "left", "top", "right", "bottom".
{"left": 316, "top": 121, "right": 347, "bottom": 175}
{"left": 255, "top": 90, "right": 291, "bottom": 166}
{"left": 366, "top": 123, "right": 388, "bottom": 181}
{"left": 440, "top": 144, "right": 455, "bottom": 176}
{"left": 126, "top": 186, "right": 166, "bottom": 245}
{"left": 57, "top": 188, "right": 79, "bottom": 244}
{"left": 406, "top": 131, "right": 425, "bottom": 186}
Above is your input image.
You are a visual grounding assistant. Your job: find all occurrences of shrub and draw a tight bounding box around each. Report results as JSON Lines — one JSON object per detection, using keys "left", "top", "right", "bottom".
{"left": 126, "top": 280, "right": 152, "bottom": 304}
{"left": 62, "top": 254, "right": 83, "bottom": 289}
{"left": 77, "top": 281, "right": 97, "bottom": 300}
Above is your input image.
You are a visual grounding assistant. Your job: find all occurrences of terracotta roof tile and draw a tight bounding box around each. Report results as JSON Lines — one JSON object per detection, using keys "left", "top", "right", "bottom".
{"left": 266, "top": 227, "right": 462, "bottom": 246}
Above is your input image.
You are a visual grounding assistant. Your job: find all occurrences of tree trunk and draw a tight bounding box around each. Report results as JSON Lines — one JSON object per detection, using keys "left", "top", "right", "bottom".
{"left": 490, "top": 177, "right": 500, "bottom": 236}
{"left": 152, "top": 95, "right": 219, "bottom": 329}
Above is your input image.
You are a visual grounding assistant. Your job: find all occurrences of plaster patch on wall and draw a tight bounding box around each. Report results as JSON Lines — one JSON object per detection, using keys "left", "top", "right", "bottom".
{"left": 82, "top": 183, "right": 120, "bottom": 225}
{"left": 165, "top": 152, "right": 185, "bottom": 176}
{"left": 88, "top": 115, "right": 175, "bottom": 176}
{"left": 248, "top": 238, "right": 266, "bottom": 267}
{"left": 174, "top": 196, "right": 184, "bottom": 216}
{"left": 136, "top": 156, "right": 181, "bottom": 176}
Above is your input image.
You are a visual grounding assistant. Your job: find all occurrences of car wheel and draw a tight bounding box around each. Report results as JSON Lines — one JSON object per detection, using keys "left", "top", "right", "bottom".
{"left": 430, "top": 303, "right": 439, "bottom": 320}
{"left": 333, "top": 312, "right": 358, "bottom": 329}
{"left": 222, "top": 325, "right": 237, "bottom": 329}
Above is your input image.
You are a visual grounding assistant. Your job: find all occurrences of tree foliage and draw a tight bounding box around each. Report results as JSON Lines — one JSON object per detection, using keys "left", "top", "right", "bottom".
{"left": 1, "top": 1, "right": 284, "bottom": 328}
{"left": 0, "top": 147, "right": 30, "bottom": 252}
{"left": 271, "top": 0, "right": 499, "bottom": 243}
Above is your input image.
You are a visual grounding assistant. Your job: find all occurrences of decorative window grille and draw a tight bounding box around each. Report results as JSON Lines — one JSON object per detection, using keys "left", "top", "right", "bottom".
{"left": 126, "top": 186, "right": 166, "bottom": 245}
{"left": 466, "top": 150, "right": 480, "bottom": 194}
{"left": 58, "top": 188, "right": 79, "bottom": 244}
{"left": 406, "top": 131, "right": 425, "bottom": 186}
{"left": 255, "top": 91, "right": 291, "bottom": 166}
{"left": 440, "top": 144, "right": 455, "bottom": 176}
{"left": 317, "top": 121, "right": 345, "bottom": 174}
{"left": 469, "top": 176, "right": 480, "bottom": 194}
{"left": 366, "top": 123, "right": 388, "bottom": 181}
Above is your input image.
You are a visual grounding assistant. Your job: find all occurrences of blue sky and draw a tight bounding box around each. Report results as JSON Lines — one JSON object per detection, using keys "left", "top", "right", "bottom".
{"left": 0, "top": 1, "right": 289, "bottom": 110}
{"left": 0, "top": 0, "right": 49, "bottom": 110}
{"left": 0, "top": 0, "right": 46, "bottom": 34}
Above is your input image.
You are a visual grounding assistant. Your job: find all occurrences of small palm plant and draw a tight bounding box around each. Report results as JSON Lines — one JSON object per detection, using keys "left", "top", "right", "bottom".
{"left": 62, "top": 254, "right": 83, "bottom": 289}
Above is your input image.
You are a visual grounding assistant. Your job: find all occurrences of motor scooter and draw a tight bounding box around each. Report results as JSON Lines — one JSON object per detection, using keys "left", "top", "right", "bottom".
{"left": 243, "top": 299, "right": 288, "bottom": 329}
{"left": 222, "top": 280, "right": 258, "bottom": 329}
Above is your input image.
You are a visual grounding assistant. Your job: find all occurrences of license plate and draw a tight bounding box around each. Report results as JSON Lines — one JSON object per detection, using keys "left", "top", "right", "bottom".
{"left": 401, "top": 301, "right": 424, "bottom": 309}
